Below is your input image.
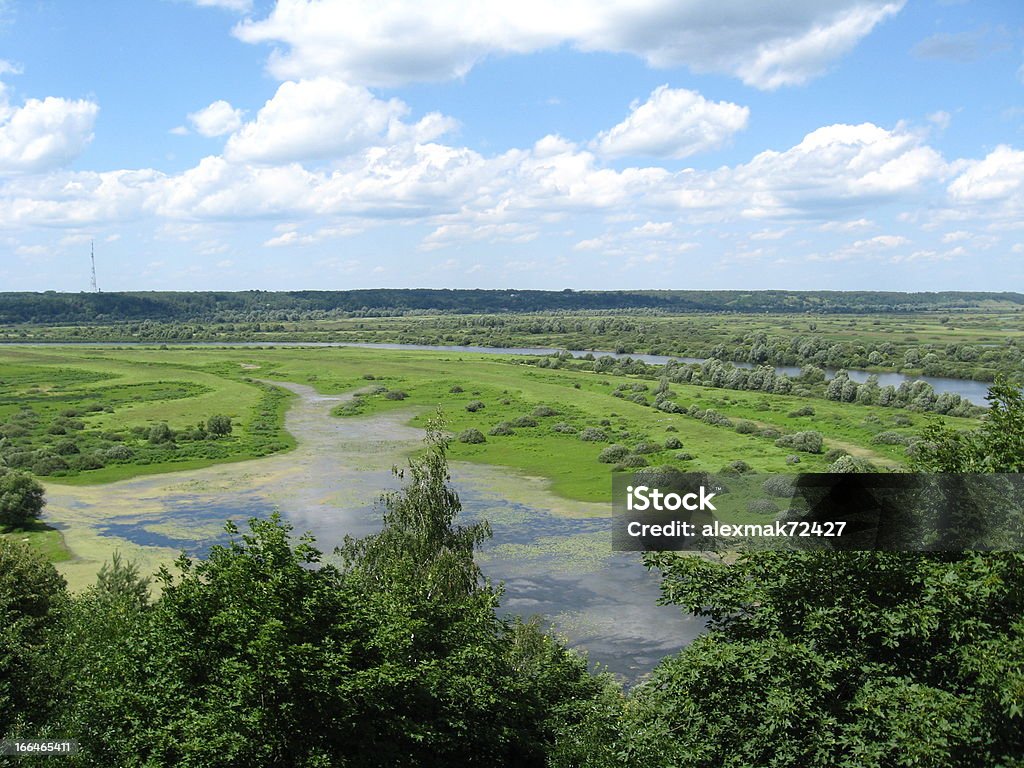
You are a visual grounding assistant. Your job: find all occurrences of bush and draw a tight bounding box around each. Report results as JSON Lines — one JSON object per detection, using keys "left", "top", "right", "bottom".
{"left": 465, "top": 400, "right": 486, "bottom": 413}
{"left": 206, "top": 414, "right": 233, "bottom": 436}
{"left": 449, "top": 385, "right": 464, "bottom": 393}
{"left": 148, "top": 423, "right": 174, "bottom": 444}
{"left": 759, "top": 428, "right": 782, "bottom": 439}
{"left": 747, "top": 499, "right": 780, "bottom": 515}
{"left": 104, "top": 445, "right": 135, "bottom": 461}
{"left": 829, "top": 455, "right": 878, "bottom": 473}
{"left": 788, "top": 406, "right": 816, "bottom": 417}
{"left": 823, "top": 448, "right": 850, "bottom": 463}
{"left": 0, "top": 470, "right": 46, "bottom": 528}
{"left": 597, "top": 445, "right": 631, "bottom": 463}
{"left": 552, "top": 422, "right": 576, "bottom": 434}
{"left": 511, "top": 416, "right": 537, "bottom": 428}
{"left": 70, "top": 454, "right": 105, "bottom": 471}
{"left": 633, "top": 441, "right": 660, "bottom": 455}
{"left": 785, "top": 454, "right": 801, "bottom": 465}
{"left": 488, "top": 422, "right": 516, "bottom": 436}
{"left": 664, "top": 436, "right": 683, "bottom": 450}
{"left": 775, "top": 431, "right": 824, "bottom": 454}
{"left": 457, "top": 429, "right": 486, "bottom": 444}
{"left": 54, "top": 439, "right": 80, "bottom": 456}
{"left": 613, "top": 454, "right": 649, "bottom": 470}
{"left": 763, "top": 476, "right": 795, "bottom": 497}
{"left": 675, "top": 452, "right": 695, "bottom": 461}
{"left": 32, "top": 455, "right": 69, "bottom": 476}
{"left": 721, "top": 460, "right": 752, "bottom": 475}
{"left": 531, "top": 405, "right": 558, "bottom": 417}
{"left": 384, "top": 390, "right": 409, "bottom": 401}
{"left": 872, "top": 431, "right": 911, "bottom": 446}
{"left": 734, "top": 420, "right": 757, "bottom": 434}
{"left": 578, "top": 428, "right": 608, "bottom": 442}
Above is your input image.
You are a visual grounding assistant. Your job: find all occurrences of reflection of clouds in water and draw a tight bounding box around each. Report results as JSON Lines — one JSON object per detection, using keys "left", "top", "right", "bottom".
{"left": 47, "top": 380, "right": 701, "bottom": 679}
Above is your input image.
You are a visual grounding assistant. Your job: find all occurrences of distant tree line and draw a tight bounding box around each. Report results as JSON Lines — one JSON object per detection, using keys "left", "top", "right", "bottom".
{"left": 2, "top": 289, "right": 1022, "bottom": 324}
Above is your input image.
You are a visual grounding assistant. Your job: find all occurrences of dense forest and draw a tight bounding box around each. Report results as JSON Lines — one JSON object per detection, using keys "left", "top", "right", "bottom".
{"left": 2, "top": 289, "right": 1023, "bottom": 324}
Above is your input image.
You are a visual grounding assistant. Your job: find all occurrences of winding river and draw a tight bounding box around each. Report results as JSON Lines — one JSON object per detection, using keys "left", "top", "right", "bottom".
{"left": 44, "top": 380, "right": 702, "bottom": 679}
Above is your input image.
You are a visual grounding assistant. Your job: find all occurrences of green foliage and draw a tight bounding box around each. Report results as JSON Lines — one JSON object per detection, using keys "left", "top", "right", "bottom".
{"left": 458, "top": 428, "right": 487, "bottom": 444}
{"left": 913, "top": 379, "right": 1024, "bottom": 472}
{"left": 205, "top": 413, "right": 232, "bottom": 436}
{"left": 0, "top": 469, "right": 46, "bottom": 529}
{"left": 775, "top": 429, "right": 824, "bottom": 453}
{"left": 0, "top": 537, "right": 67, "bottom": 736}
{"left": 95, "top": 552, "right": 151, "bottom": 609}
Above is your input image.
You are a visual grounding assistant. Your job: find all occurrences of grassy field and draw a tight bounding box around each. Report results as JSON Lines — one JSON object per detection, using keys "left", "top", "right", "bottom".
{"left": 1, "top": 345, "right": 981, "bottom": 505}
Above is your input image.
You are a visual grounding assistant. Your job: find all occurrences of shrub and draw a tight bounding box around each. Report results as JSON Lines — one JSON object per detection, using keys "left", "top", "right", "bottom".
{"left": 785, "top": 454, "right": 801, "bottom": 465}
{"left": 613, "top": 454, "right": 649, "bottom": 470}
{"left": 759, "top": 428, "right": 782, "bottom": 439}
{"left": 449, "top": 385, "right": 464, "bottom": 393}
{"left": 788, "top": 406, "right": 816, "bottom": 417}
{"left": 206, "top": 414, "right": 233, "bottom": 436}
{"left": 675, "top": 452, "right": 695, "bottom": 461}
{"left": 665, "top": 425, "right": 677, "bottom": 432}
{"left": 104, "top": 445, "right": 135, "bottom": 461}
{"left": 829, "top": 455, "right": 878, "bottom": 473}
{"left": 578, "top": 428, "right": 608, "bottom": 442}
{"left": 488, "top": 422, "right": 516, "bottom": 436}
{"left": 384, "top": 390, "right": 408, "bottom": 401}
{"left": 763, "top": 476, "right": 795, "bottom": 497}
{"left": 721, "top": 460, "right": 752, "bottom": 474}
{"left": 457, "top": 429, "right": 486, "bottom": 444}
{"left": 32, "top": 455, "right": 68, "bottom": 476}
{"left": 0, "top": 470, "right": 46, "bottom": 528}
{"left": 465, "top": 401, "right": 486, "bottom": 413}
{"left": 628, "top": 393, "right": 649, "bottom": 406}
{"left": 54, "top": 440, "right": 80, "bottom": 456}
{"left": 148, "top": 423, "right": 174, "bottom": 444}
{"left": 775, "top": 431, "right": 823, "bottom": 454}
{"left": 598, "top": 444, "right": 631, "bottom": 463}
{"left": 747, "top": 499, "right": 781, "bottom": 515}
{"left": 634, "top": 441, "right": 660, "bottom": 455}
{"left": 702, "top": 410, "right": 733, "bottom": 428}
{"left": 531, "top": 405, "right": 558, "bottom": 417}
{"left": 734, "top": 420, "right": 757, "bottom": 434}
{"left": 70, "top": 454, "right": 105, "bottom": 471}
{"left": 511, "top": 416, "right": 537, "bottom": 428}
{"left": 551, "top": 422, "right": 576, "bottom": 434}
{"left": 823, "top": 448, "right": 850, "bottom": 463}
{"left": 664, "top": 436, "right": 683, "bottom": 450}
{"left": 872, "top": 431, "right": 910, "bottom": 446}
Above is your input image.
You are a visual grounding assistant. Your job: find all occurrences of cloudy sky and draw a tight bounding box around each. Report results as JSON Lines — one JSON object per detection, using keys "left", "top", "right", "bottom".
{"left": 1, "top": 0, "right": 1022, "bottom": 292}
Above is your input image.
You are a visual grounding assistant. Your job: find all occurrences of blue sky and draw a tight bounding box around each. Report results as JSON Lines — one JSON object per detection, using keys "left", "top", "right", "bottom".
{"left": 0, "top": 0, "right": 1022, "bottom": 292}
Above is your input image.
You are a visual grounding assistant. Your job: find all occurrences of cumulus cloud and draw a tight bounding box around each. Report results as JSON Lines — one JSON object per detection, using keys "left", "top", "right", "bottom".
{"left": 592, "top": 86, "right": 748, "bottom": 159}
{"left": 234, "top": 0, "right": 904, "bottom": 90}
{"left": 188, "top": 100, "right": 245, "bottom": 137}
{"left": 948, "top": 146, "right": 1024, "bottom": 202}
{"left": 225, "top": 78, "right": 456, "bottom": 164}
{"left": 0, "top": 79, "right": 99, "bottom": 174}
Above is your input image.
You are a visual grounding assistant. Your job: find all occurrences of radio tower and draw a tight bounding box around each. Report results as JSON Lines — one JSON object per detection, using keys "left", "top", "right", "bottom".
{"left": 90, "top": 240, "right": 100, "bottom": 292}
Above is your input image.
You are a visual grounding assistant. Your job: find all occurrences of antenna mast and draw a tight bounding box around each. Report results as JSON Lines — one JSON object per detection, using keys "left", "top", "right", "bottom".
{"left": 90, "top": 240, "right": 100, "bottom": 292}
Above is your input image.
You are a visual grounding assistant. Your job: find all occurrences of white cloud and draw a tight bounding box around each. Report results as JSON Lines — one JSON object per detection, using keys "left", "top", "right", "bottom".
{"left": 0, "top": 84, "right": 99, "bottom": 174}
{"left": 188, "top": 100, "right": 245, "bottom": 137}
{"left": 948, "top": 145, "right": 1024, "bottom": 202}
{"left": 187, "top": 0, "right": 253, "bottom": 12}
{"left": 225, "top": 78, "right": 455, "bottom": 164}
{"left": 234, "top": 0, "right": 904, "bottom": 90}
{"left": 592, "top": 86, "right": 748, "bottom": 159}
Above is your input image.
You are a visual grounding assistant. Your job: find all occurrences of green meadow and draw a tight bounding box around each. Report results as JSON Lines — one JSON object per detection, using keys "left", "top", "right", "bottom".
{"left": 0, "top": 345, "right": 980, "bottom": 515}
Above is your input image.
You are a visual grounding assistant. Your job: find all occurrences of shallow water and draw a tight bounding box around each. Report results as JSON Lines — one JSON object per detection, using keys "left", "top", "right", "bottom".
{"left": 44, "top": 380, "right": 702, "bottom": 679}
